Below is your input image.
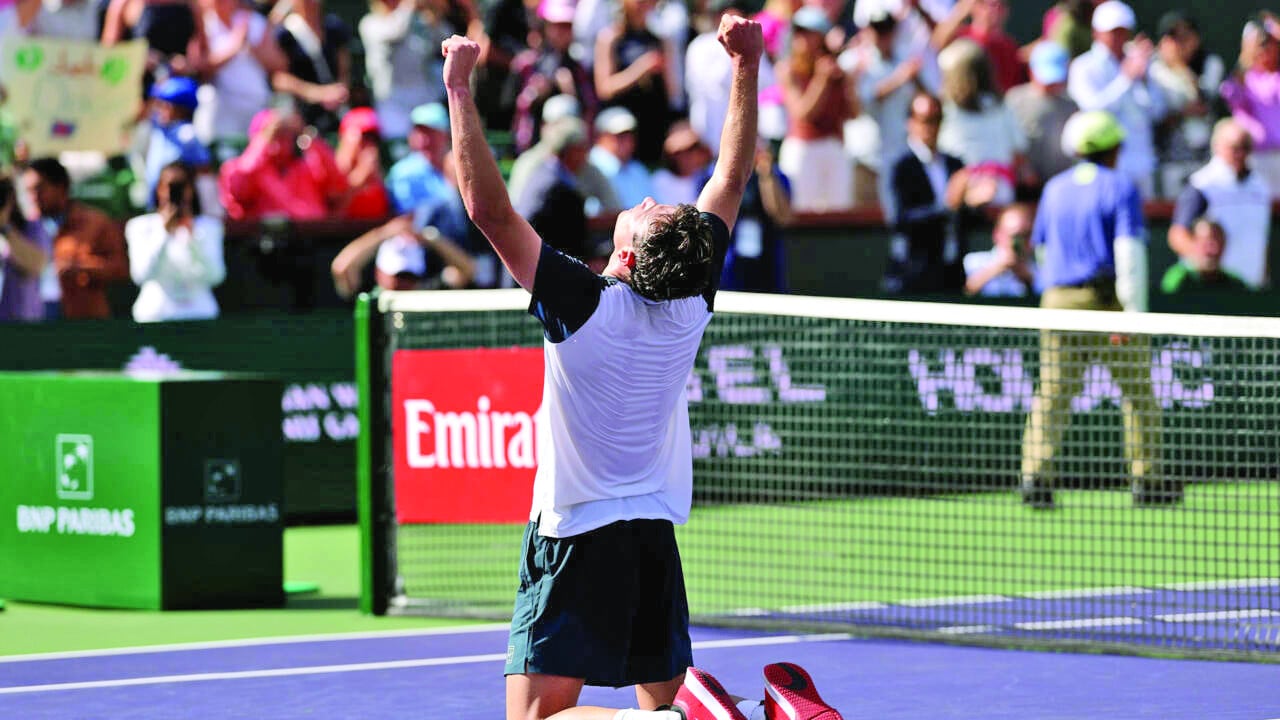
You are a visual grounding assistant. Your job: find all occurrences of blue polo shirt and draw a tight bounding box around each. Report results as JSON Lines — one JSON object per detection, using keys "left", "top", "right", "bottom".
{"left": 386, "top": 154, "right": 450, "bottom": 214}
{"left": 1033, "top": 162, "right": 1144, "bottom": 290}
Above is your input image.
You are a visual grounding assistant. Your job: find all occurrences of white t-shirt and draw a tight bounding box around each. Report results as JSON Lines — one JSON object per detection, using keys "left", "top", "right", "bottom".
{"left": 939, "top": 94, "right": 1027, "bottom": 167}
{"left": 126, "top": 214, "right": 226, "bottom": 322}
{"left": 204, "top": 9, "right": 272, "bottom": 139}
{"left": 525, "top": 212, "right": 731, "bottom": 538}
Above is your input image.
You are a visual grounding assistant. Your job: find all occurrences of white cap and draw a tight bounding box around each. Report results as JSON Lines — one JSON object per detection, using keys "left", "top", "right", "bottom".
{"left": 1092, "top": 1, "right": 1136, "bottom": 32}
{"left": 375, "top": 235, "right": 427, "bottom": 277}
{"left": 595, "top": 106, "right": 637, "bottom": 135}
{"left": 541, "top": 94, "right": 581, "bottom": 124}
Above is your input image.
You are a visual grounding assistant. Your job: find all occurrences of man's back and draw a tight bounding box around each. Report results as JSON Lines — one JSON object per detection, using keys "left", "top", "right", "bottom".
{"left": 1035, "top": 162, "right": 1143, "bottom": 288}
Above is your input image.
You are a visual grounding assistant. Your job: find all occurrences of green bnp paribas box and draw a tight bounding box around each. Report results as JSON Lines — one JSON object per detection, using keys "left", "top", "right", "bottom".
{"left": 0, "top": 371, "right": 284, "bottom": 610}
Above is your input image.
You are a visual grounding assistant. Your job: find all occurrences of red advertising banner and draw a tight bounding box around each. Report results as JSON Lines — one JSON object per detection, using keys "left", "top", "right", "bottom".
{"left": 391, "top": 348, "right": 543, "bottom": 524}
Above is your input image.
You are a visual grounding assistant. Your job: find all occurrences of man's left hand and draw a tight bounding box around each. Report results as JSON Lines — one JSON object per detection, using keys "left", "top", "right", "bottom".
{"left": 718, "top": 15, "right": 764, "bottom": 63}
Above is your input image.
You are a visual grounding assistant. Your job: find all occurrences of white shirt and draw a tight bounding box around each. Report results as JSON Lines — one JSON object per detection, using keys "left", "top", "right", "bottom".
{"left": 963, "top": 250, "right": 1034, "bottom": 297}
{"left": 1189, "top": 157, "right": 1272, "bottom": 288}
{"left": 532, "top": 282, "right": 710, "bottom": 538}
{"left": 685, "top": 29, "right": 777, "bottom": 155}
{"left": 204, "top": 9, "right": 272, "bottom": 139}
{"left": 1068, "top": 42, "right": 1168, "bottom": 185}
{"left": 126, "top": 214, "right": 225, "bottom": 323}
{"left": 359, "top": 4, "right": 445, "bottom": 138}
{"left": 844, "top": 42, "right": 940, "bottom": 170}
{"left": 939, "top": 95, "right": 1026, "bottom": 167}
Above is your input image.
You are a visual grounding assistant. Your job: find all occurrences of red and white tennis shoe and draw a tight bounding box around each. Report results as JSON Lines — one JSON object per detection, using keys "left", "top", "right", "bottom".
{"left": 672, "top": 667, "right": 749, "bottom": 720}
{"left": 762, "top": 662, "right": 843, "bottom": 720}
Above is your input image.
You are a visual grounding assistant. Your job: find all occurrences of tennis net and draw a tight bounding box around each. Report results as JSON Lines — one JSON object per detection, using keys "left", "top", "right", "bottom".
{"left": 357, "top": 289, "right": 1280, "bottom": 661}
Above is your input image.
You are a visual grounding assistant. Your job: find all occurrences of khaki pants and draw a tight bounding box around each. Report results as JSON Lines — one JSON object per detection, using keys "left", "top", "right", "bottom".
{"left": 1020, "top": 286, "right": 1161, "bottom": 487}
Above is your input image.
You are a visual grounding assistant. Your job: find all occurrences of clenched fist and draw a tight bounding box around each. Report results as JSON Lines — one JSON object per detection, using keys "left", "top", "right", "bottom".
{"left": 717, "top": 14, "right": 764, "bottom": 63}
{"left": 442, "top": 35, "right": 481, "bottom": 89}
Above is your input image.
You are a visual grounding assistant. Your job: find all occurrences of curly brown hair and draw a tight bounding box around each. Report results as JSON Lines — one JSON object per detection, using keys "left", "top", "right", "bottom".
{"left": 630, "top": 203, "right": 715, "bottom": 301}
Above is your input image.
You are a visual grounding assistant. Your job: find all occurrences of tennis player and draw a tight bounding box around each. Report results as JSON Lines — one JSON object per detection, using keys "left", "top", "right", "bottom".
{"left": 443, "top": 17, "right": 838, "bottom": 720}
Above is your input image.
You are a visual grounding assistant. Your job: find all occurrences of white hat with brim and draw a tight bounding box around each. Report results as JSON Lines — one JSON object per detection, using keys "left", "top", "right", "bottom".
{"left": 1092, "top": 1, "right": 1136, "bottom": 33}
{"left": 375, "top": 235, "right": 427, "bottom": 277}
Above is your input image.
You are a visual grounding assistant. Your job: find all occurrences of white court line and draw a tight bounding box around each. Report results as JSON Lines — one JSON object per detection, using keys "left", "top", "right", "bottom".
{"left": 936, "top": 625, "right": 997, "bottom": 635}
{"left": 1154, "top": 610, "right": 1280, "bottom": 623}
{"left": 778, "top": 601, "right": 888, "bottom": 613}
{"left": 0, "top": 633, "right": 852, "bottom": 696}
{"left": 1020, "top": 587, "right": 1151, "bottom": 600}
{"left": 897, "top": 595, "right": 1011, "bottom": 608}
{"left": 0, "top": 624, "right": 512, "bottom": 664}
{"left": 1160, "top": 578, "right": 1280, "bottom": 592}
{"left": 1016, "top": 617, "right": 1144, "bottom": 631}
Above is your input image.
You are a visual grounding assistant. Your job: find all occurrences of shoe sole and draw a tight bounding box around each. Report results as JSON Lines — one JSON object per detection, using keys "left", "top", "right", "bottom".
{"left": 682, "top": 667, "right": 747, "bottom": 720}
{"left": 763, "top": 663, "right": 843, "bottom": 720}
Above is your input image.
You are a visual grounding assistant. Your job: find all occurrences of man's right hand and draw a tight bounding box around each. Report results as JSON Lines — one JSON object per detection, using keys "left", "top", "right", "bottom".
{"left": 442, "top": 35, "right": 481, "bottom": 90}
{"left": 718, "top": 14, "right": 764, "bottom": 64}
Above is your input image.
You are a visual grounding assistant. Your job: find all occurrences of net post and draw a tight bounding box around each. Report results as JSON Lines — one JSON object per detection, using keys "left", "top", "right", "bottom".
{"left": 356, "top": 291, "right": 392, "bottom": 615}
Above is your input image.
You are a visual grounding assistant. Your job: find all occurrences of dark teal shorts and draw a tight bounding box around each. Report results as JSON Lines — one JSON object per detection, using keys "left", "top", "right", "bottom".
{"left": 504, "top": 518, "right": 692, "bottom": 688}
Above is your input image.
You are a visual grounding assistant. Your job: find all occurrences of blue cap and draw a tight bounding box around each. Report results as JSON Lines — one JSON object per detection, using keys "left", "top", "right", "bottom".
{"left": 791, "top": 6, "right": 833, "bottom": 34}
{"left": 1029, "top": 42, "right": 1070, "bottom": 85}
{"left": 410, "top": 103, "right": 449, "bottom": 131}
{"left": 150, "top": 76, "right": 199, "bottom": 110}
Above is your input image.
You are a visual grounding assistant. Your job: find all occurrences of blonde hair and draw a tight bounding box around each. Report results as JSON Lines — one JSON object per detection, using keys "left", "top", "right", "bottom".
{"left": 938, "top": 38, "right": 995, "bottom": 111}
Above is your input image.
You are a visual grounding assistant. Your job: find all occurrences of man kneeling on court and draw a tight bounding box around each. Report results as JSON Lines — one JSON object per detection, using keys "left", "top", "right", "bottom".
{"left": 441, "top": 19, "right": 842, "bottom": 720}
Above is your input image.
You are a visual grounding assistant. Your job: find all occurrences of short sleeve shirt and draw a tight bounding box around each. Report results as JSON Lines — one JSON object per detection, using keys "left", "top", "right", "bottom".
{"left": 524, "top": 212, "right": 731, "bottom": 538}
{"left": 1033, "top": 162, "right": 1145, "bottom": 289}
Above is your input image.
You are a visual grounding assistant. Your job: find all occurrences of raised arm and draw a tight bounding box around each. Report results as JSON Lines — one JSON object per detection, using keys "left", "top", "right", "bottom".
{"left": 442, "top": 35, "right": 542, "bottom": 291}
{"left": 696, "top": 15, "right": 762, "bottom": 230}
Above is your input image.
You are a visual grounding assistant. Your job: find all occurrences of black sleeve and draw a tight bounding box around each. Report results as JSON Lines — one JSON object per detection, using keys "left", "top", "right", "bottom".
{"left": 1170, "top": 185, "right": 1208, "bottom": 230}
{"left": 701, "top": 211, "right": 732, "bottom": 312}
{"left": 528, "top": 243, "right": 608, "bottom": 342}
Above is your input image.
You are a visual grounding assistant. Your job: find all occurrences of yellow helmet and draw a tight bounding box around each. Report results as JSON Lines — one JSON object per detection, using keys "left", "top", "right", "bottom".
{"left": 1062, "top": 110, "right": 1127, "bottom": 157}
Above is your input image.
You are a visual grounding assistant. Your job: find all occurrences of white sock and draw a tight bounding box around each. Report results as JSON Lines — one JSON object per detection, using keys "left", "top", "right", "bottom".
{"left": 738, "top": 700, "right": 766, "bottom": 720}
{"left": 612, "top": 710, "right": 682, "bottom": 720}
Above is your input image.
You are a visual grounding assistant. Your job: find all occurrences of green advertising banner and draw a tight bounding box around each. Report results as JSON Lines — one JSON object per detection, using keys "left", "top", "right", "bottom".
{"left": 1, "top": 373, "right": 162, "bottom": 608}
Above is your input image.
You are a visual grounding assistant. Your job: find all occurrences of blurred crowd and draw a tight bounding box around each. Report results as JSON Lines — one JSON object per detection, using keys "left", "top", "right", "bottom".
{"left": 0, "top": 0, "right": 1274, "bottom": 324}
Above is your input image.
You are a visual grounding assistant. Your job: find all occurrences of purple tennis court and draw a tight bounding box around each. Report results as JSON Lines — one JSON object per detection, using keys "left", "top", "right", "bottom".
{"left": 3, "top": 624, "right": 1278, "bottom": 719}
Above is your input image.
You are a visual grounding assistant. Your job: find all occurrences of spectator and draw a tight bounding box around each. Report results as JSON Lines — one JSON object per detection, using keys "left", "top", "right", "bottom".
{"left": 218, "top": 108, "right": 348, "bottom": 221}
{"left": 27, "top": 0, "right": 99, "bottom": 39}
{"left": 1168, "top": 118, "right": 1271, "bottom": 290}
{"left": 1221, "top": 14, "right": 1280, "bottom": 198}
{"left": 1040, "top": 0, "right": 1093, "bottom": 59}
{"left": 1067, "top": 0, "right": 1167, "bottom": 198}
{"left": 716, "top": 140, "right": 792, "bottom": 292}
{"left": 931, "top": 0, "right": 1025, "bottom": 95}
{"left": 333, "top": 107, "right": 392, "bottom": 219}
{"left": 474, "top": 0, "right": 531, "bottom": 131}
{"left": 508, "top": 114, "right": 619, "bottom": 216}
{"left": 962, "top": 202, "right": 1036, "bottom": 297}
{"left": 649, "top": 0, "right": 690, "bottom": 113}
{"left": 24, "top": 157, "right": 129, "bottom": 319}
{"left": 884, "top": 92, "right": 986, "bottom": 294}
{"left": 853, "top": 0, "right": 949, "bottom": 80}
{"left": 589, "top": 107, "right": 654, "bottom": 209}
{"left": 359, "top": 0, "right": 449, "bottom": 139}
{"left": 687, "top": 0, "right": 779, "bottom": 156}
{"left": 330, "top": 205, "right": 477, "bottom": 296}
{"left": 141, "top": 76, "right": 213, "bottom": 209}
{"left": 777, "top": 6, "right": 857, "bottom": 211}
{"left": 842, "top": 7, "right": 940, "bottom": 213}
{"left": 385, "top": 102, "right": 451, "bottom": 214}
{"left": 652, "top": 120, "right": 713, "bottom": 205}
{"left": 0, "top": 175, "right": 50, "bottom": 323}
{"left": 1020, "top": 109, "right": 1171, "bottom": 509}
{"left": 126, "top": 161, "right": 225, "bottom": 322}
{"left": 269, "top": 0, "right": 352, "bottom": 136}
{"left": 100, "top": 0, "right": 203, "bottom": 86}
{"left": 197, "top": 0, "right": 288, "bottom": 142}
{"left": 593, "top": 0, "right": 677, "bottom": 168}
{"left": 936, "top": 38, "right": 1027, "bottom": 205}
{"left": 1149, "top": 11, "right": 1224, "bottom": 197}
{"left": 508, "top": 0, "right": 595, "bottom": 155}
{"left": 1161, "top": 217, "right": 1251, "bottom": 297}
{"left": 754, "top": 0, "right": 800, "bottom": 61}
{"left": 510, "top": 117, "right": 593, "bottom": 262}
{"left": 1005, "top": 41, "right": 1078, "bottom": 197}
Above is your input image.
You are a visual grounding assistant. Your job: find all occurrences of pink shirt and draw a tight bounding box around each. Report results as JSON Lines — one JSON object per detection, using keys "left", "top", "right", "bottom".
{"left": 1222, "top": 69, "right": 1280, "bottom": 151}
{"left": 218, "top": 136, "right": 348, "bottom": 221}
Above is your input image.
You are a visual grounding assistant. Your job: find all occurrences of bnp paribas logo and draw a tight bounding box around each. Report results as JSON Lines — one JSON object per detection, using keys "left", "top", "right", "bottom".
{"left": 55, "top": 434, "right": 94, "bottom": 501}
